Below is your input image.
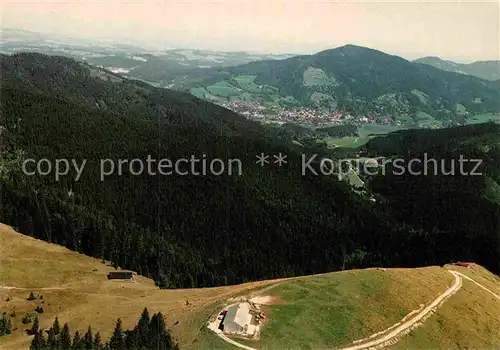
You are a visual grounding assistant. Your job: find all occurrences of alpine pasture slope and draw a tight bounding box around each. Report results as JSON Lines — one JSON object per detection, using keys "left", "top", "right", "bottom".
{"left": 1, "top": 224, "right": 499, "bottom": 350}
{"left": 0, "top": 224, "right": 283, "bottom": 349}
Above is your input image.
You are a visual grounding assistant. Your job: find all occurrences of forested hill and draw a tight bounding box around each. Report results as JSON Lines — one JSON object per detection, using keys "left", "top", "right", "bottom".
{"left": 365, "top": 124, "right": 500, "bottom": 271}
{"left": 0, "top": 53, "right": 263, "bottom": 138}
{"left": 171, "top": 45, "right": 500, "bottom": 124}
{"left": 1, "top": 53, "right": 498, "bottom": 290}
{"left": 413, "top": 56, "right": 500, "bottom": 81}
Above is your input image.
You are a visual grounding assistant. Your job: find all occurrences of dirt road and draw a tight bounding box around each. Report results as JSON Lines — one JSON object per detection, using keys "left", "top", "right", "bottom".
{"left": 338, "top": 270, "right": 462, "bottom": 350}
{"left": 208, "top": 269, "right": 498, "bottom": 350}
{"left": 453, "top": 271, "right": 500, "bottom": 300}
{"left": 0, "top": 285, "right": 65, "bottom": 291}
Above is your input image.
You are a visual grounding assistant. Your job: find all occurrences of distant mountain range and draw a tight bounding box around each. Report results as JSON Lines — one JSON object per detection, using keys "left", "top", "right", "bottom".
{"left": 165, "top": 45, "right": 500, "bottom": 127}
{"left": 414, "top": 56, "right": 500, "bottom": 81}
{"left": 0, "top": 28, "right": 294, "bottom": 73}
{"left": 2, "top": 29, "right": 499, "bottom": 128}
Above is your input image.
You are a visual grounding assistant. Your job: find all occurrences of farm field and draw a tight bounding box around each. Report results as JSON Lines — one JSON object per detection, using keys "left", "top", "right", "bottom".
{"left": 191, "top": 77, "right": 289, "bottom": 107}
{"left": 323, "top": 124, "right": 409, "bottom": 149}
{"left": 190, "top": 87, "right": 208, "bottom": 99}
{"left": 414, "top": 111, "right": 442, "bottom": 128}
{"left": 233, "top": 75, "right": 262, "bottom": 93}
{"left": 206, "top": 81, "right": 242, "bottom": 97}
{"left": 302, "top": 67, "right": 333, "bottom": 87}
{"left": 323, "top": 135, "right": 375, "bottom": 149}
{"left": 466, "top": 113, "right": 500, "bottom": 125}
{"left": 358, "top": 124, "right": 401, "bottom": 137}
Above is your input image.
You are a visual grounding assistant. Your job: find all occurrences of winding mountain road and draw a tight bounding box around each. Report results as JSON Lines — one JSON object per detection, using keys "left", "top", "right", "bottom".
{"left": 338, "top": 270, "right": 462, "bottom": 350}
{"left": 207, "top": 269, "right": 498, "bottom": 350}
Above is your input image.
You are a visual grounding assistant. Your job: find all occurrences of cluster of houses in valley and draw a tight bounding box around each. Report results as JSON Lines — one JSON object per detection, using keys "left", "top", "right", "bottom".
{"left": 218, "top": 100, "right": 394, "bottom": 127}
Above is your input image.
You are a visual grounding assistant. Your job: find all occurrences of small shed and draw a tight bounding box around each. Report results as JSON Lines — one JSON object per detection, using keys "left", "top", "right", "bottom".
{"left": 107, "top": 271, "right": 134, "bottom": 280}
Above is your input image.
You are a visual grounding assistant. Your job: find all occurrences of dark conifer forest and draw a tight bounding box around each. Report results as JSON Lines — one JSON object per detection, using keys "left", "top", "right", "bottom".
{"left": 1, "top": 53, "right": 498, "bottom": 289}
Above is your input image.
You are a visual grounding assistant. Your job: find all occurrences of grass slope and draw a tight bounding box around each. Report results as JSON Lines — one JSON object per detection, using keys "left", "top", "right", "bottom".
{"left": 201, "top": 267, "right": 499, "bottom": 350}
{"left": 256, "top": 268, "right": 454, "bottom": 349}
{"left": 389, "top": 265, "right": 500, "bottom": 349}
{"left": 1, "top": 224, "right": 499, "bottom": 350}
{"left": 0, "top": 224, "right": 280, "bottom": 349}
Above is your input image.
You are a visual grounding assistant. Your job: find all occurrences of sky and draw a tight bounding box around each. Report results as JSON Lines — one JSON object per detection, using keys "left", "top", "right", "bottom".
{"left": 1, "top": 0, "right": 499, "bottom": 61}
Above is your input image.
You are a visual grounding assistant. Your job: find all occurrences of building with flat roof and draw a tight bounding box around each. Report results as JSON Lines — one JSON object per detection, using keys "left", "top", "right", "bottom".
{"left": 107, "top": 271, "right": 133, "bottom": 280}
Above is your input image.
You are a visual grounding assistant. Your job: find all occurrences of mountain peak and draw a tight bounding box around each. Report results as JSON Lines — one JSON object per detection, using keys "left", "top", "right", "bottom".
{"left": 315, "top": 45, "right": 404, "bottom": 61}
{"left": 317, "top": 44, "right": 374, "bottom": 56}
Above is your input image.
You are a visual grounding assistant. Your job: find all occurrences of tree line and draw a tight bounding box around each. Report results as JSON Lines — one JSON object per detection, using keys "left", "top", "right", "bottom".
{"left": 30, "top": 308, "right": 178, "bottom": 350}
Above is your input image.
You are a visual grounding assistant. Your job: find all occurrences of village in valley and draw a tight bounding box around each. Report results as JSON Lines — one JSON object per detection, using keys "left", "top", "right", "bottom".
{"left": 217, "top": 100, "right": 397, "bottom": 127}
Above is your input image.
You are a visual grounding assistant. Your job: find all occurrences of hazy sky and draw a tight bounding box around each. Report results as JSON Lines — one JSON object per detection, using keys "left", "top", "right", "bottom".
{"left": 1, "top": 0, "right": 499, "bottom": 61}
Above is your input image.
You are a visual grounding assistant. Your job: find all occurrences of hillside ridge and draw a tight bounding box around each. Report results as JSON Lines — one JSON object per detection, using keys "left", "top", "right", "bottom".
{"left": 2, "top": 224, "right": 499, "bottom": 349}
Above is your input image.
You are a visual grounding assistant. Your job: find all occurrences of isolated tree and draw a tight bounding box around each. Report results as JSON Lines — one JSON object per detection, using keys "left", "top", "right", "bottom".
{"left": 31, "top": 316, "right": 39, "bottom": 334}
{"left": 59, "top": 323, "right": 72, "bottom": 349}
{"left": 30, "top": 330, "right": 46, "bottom": 350}
{"left": 22, "top": 313, "right": 32, "bottom": 324}
{"left": 52, "top": 317, "right": 61, "bottom": 335}
{"left": 6, "top": 317, "right": 12, "bottom": 335}
{"left": 72, "top": 330, "right": 81, "bottom": 348}
{"left": 0, "top": 315, "right": 7, "bottom": 336}
{"left": 149, "top": 312, "right": 176, "bottom": 349}
{"left": 109, "top": 318, "right": 125, "bottom": 350}
{"left": 47, "top": 327, "right": 57, "bottom": 349}
{"left": 137, "top": 307, "right": 150, "bottom": 346}
{"left": 84, "top": 326, "right": 93, "bottom": 350}
{"left": 93, "top": 331, "right": 102, "bottom": 350}
{"left": 148, "top": 312, "right": 161, "bottom": 347}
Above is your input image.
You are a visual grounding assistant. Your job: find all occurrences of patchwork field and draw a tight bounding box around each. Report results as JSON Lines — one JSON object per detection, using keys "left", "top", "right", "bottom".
{"left": 466, "top": 113, "right": 500, "bottom": 125}
{"left": 414, "top": 111, "right": 442, "bottom": 128}
{"left": 358, "top": 124, "right": 401, "bottom": 137}
{"left": 206, "top": 81, "right": 242, "bottom": 98}
{"left": 323, "top": 135, "right": 379, "bottom": 149}
{"left": 190, "top": 76, "right": 295, "bottom": 108}
{"left": 323, "top": 124, "right": 406, "bottom": 149}
{"left": 302, "top": 67, "right": 334, "bottom": 87}
{"left": 233, "top": 75, "right": 262, "bottom": 93}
